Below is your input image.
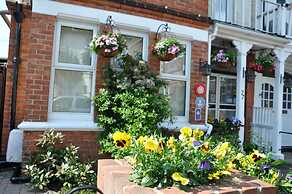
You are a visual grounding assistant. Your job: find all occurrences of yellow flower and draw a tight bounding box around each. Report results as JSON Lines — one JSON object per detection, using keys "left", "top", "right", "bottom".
{"left": 193, "top": 128, "right": 205, "bottom": 140}
{"left": 180, "top": 177, "right": 190, "bottom": 185}
{"left": 201, "top": 142, "right": 210, "bottom": 153}
{"left": 179, "top": 127, "right": 192, "bottom": 139}
{"left": 112, "top": 131, "right": 131, "bottom": 148}
{"left": 171, "top": 172, "right": 189, "bottom": 185}
{"left": 208, "top": 171, "right": 221, "bottom": 180}
{"left": 270, "top": 171, "right": 279, "bottom": 184}
{"left": 250, "top": 150, "right": 266, "bottom": 162}
{"left": 137, "top": 136, "right": 145, "bottom": 144}
{"left": 226, "top": 161, "right": 234, "bottom": 171}
{"left": 167, "top": 136, "right": 175, "bottom": 149}
{"left": 214, "top": 142, "right": 230, "bottom": 159}
{"left": 144, "top": 137, "right": 160, "bottom": 152}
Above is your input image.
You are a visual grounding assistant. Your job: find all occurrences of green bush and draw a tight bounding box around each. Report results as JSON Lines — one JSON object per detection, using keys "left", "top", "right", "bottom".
{"left": 94, "top": 54, "right": 171, "bottom": 138}
{"left": 25, "top": 130, "right": 96, "bottom": 192}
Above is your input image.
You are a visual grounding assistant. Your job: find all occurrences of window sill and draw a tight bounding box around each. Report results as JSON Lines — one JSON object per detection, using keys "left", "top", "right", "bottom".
{"left": 17, "top": 121, "right": 103, "bottom": 131}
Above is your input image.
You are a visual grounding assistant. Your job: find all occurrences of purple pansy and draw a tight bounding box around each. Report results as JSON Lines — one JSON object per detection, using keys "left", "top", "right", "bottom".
{"left": 260, "top": 164, "right": 271, "bottom": 171}
{"left": 198, "top": 160, "right": 211, "bottom": 170}
{"left": 287, "top": 176, "right": 292, "bottom": 180}
{"left": 192, "top": 141, "right": 202, "bottom": 147}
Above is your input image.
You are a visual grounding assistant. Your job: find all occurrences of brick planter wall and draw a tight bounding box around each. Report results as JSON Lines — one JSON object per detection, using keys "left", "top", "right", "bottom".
{"left": 97, "top": 159, "right": 277, "bottom": 194}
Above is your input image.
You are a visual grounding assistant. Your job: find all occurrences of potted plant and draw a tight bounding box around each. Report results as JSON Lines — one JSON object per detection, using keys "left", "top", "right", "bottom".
{"left": 153, "top": 38, "right": 184, "bottom": 61}
{"left": 249, "top": 52, "right": 275, "bottom": 77}
{"left": 90, "top": 32, "right": 126, "bottom": 58}
{"left": 212, "top": 49, "right": 236, "bottom": 68}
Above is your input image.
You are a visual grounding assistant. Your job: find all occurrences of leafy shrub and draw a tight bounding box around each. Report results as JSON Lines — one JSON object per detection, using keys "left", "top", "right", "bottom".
{"left": 94, "top": 54, "right": 171, "bottom": 138}
{"left": 25, "top": 130, "right": 96, "bottom": 192}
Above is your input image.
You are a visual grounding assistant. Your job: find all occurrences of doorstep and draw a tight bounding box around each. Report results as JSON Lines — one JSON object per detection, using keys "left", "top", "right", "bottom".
{"left": 97, "top": 159, "right": 277, "bottom": 194}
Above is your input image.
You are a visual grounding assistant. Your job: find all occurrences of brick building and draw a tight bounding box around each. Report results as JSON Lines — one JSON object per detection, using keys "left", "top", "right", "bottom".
{"left": 2, "top": 0, "right": 292, "bottom": 162}
{"left": 3, "top": 0, "right": 211, "bottom": 162}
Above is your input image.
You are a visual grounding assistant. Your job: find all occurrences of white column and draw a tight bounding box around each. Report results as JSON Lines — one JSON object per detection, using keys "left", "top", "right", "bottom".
{"left": 272, "top": 49, "right": 290, "bottom": 159}
{"left": 233, "top": 40, "right": 253, "bottom": 145}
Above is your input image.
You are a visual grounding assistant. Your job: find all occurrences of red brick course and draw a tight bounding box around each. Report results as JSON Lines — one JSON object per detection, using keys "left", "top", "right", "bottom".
{"left": 97, "top": 159, "right": 277, "bottom": 194}
{"left": 23, "top": 131, "right": 100, "bottom": 162}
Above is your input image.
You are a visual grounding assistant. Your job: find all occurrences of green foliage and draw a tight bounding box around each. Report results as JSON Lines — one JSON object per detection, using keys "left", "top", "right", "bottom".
{"left": 256, "top": 52, "right": 275, "bottom": 69}
{"left": 243, "top": 142, "right": 258, "bottom": 154}
{"left": 25, "top": 130, "right": 96, "bottom": 191}
{"left": 209, "top": 118, "right": 241, "bottom": 136}
{"left": 94, "top": 54, "right": 171, "bottom": 138}
{"left": 278, "top": 169, "right": 292, "bottom": 193}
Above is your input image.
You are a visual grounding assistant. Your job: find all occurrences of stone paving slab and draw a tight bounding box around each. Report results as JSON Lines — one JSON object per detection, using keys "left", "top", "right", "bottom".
{"left": 0, "top": 171, "right": 47, "bottom": 194}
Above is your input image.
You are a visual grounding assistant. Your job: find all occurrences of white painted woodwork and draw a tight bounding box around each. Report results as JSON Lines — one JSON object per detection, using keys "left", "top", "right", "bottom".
{"left": 233, "top": 41, "right": 253, "bottom": 145}
{"left": 210, "top": 0, "right": 292, "bottom": 37}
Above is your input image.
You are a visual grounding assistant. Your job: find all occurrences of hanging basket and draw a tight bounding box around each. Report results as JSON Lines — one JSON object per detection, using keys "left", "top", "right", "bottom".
{"left": 158, "top": 53, "right": 178, "bottom": 62}
{"left": 100, "top": 48, "right": 120, "bottom": 58}
{"left": 262, "top": 68, "right": 275, "bottom": 77}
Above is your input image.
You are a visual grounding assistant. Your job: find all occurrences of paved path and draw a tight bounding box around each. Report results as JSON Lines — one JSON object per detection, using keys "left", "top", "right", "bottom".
{"left": 0, "top": 171, "right": 51, "bottom": 194}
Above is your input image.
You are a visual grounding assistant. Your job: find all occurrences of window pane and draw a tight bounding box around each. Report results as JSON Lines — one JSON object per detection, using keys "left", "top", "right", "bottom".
{"left": 209, "top": 76, "right": 216, "bottom": 104}
{"left": 220, "top": 77, "right": 236, "bottom": 105}
{"left": 124, "top": 34, "right": 143, "bottom": 59}
{"left": 161, "top": 46, "right": 185, "bottom": 75}
{"left": 164, "top": 80, "right": 186, "bottom": 116}
{"left": 53, "top": 70, "right": 92, "bottom": 113}
{"left": 208, "top": 109, "right": 216, "bottom": 121}
{"left": 219, "top": 110, "right": 235, "bottom": 120}
{"left": 111, "top": 34, "right": 144, "bottom": 70}
{"left": 59, "top": 26, "right": 93, "bottom": 65}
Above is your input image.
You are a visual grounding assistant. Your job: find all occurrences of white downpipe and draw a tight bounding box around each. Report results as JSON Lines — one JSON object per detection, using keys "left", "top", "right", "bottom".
{"left": 205, "top": 29, "right": 217, "bottom": 124}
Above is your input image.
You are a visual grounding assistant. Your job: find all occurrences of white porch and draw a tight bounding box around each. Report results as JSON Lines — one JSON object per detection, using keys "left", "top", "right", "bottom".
{"left": 208, "top": 0, "right": 292, "bottom": 159}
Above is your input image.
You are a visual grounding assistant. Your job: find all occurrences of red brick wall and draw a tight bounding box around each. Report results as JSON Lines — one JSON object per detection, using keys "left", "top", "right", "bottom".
{"left": 23, "top": 131, "right": 100, "bottom": 162}
{"left": 57, "top": 0, "right": 209, "bottom": 30}
{"left": 3, "top": 0, "right": 210, "bottom": 160}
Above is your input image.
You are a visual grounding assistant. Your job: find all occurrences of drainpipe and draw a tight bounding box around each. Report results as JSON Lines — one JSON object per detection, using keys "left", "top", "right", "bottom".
{"left": 10, "top": 2, "right": 23, "bottom": 131}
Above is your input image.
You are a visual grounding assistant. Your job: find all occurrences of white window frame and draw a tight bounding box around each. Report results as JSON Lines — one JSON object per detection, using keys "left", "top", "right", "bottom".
{"left": 159, "top": 40, "right": 191, "bottom": 123}
{"left": 48, "top": 19, "right": 98, "bottom": 122}
{"left": 208, "top": 73, "right": 237, "bottom": 120}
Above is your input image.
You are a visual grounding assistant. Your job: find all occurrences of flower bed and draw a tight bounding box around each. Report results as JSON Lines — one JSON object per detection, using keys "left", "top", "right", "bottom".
{"left": 97, "top": 159, "right": 277, "bottom": 194}
{"left": 103, "top": 128, "right": 280, "bottom": 192}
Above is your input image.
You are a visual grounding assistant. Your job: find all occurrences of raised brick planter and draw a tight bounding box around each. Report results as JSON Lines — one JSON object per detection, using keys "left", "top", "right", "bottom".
{"left": 97, "top": 159, "right": 277, "bottom": 194}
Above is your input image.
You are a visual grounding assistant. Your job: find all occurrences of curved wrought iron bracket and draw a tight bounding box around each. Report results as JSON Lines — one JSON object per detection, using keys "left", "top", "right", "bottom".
{"left": 66, "top": 185, "right": 104, "bottom": 194}
{"left": 155, "top": 23, "right": 170, "bottom": 41}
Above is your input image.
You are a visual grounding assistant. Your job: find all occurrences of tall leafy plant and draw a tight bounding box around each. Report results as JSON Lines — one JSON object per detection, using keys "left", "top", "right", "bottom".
{"left": 94, "top": 54, "right": 172, "bottom": 138}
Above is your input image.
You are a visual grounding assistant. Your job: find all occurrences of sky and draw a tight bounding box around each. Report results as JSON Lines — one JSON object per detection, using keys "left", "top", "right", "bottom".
{"left": 0, "top": 0, "right": 10, "bottom": 59}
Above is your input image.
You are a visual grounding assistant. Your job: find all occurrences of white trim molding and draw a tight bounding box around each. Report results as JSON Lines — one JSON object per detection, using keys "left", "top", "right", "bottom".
{"left": 18, "top": 121, "right": 102, "bottom": 131}
{"left": 214, "top": 23, "right": 291, "bottom": 48}
{"left": 32, "top": 0, "right": 208, "bottom": 42}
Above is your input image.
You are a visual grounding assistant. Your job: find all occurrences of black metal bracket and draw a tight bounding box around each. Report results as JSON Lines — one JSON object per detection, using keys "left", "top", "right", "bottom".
{"left": 155, "top": 23, "right": 169, "bottom": 41}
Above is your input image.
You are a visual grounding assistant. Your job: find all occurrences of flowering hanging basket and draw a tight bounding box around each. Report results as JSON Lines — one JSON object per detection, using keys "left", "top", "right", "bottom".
{"left": 90, "top": 32, "right": 126, "bottom": 58}
{"left": 153, "top": 38, "right": 184, "bottom": 62}
{"left": 248, "top": 52, "right": 275, "bottom": 77}
{"left": 212, "top": 49, "right": 236, "bottom": 67}
{"left": 100, "top": 48, "right": 120, "bottom": 58}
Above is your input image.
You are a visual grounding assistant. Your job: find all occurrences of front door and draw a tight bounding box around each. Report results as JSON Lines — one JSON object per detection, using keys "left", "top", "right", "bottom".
{"left": 254, "top": 73, "right": 292, "bottom": 147}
